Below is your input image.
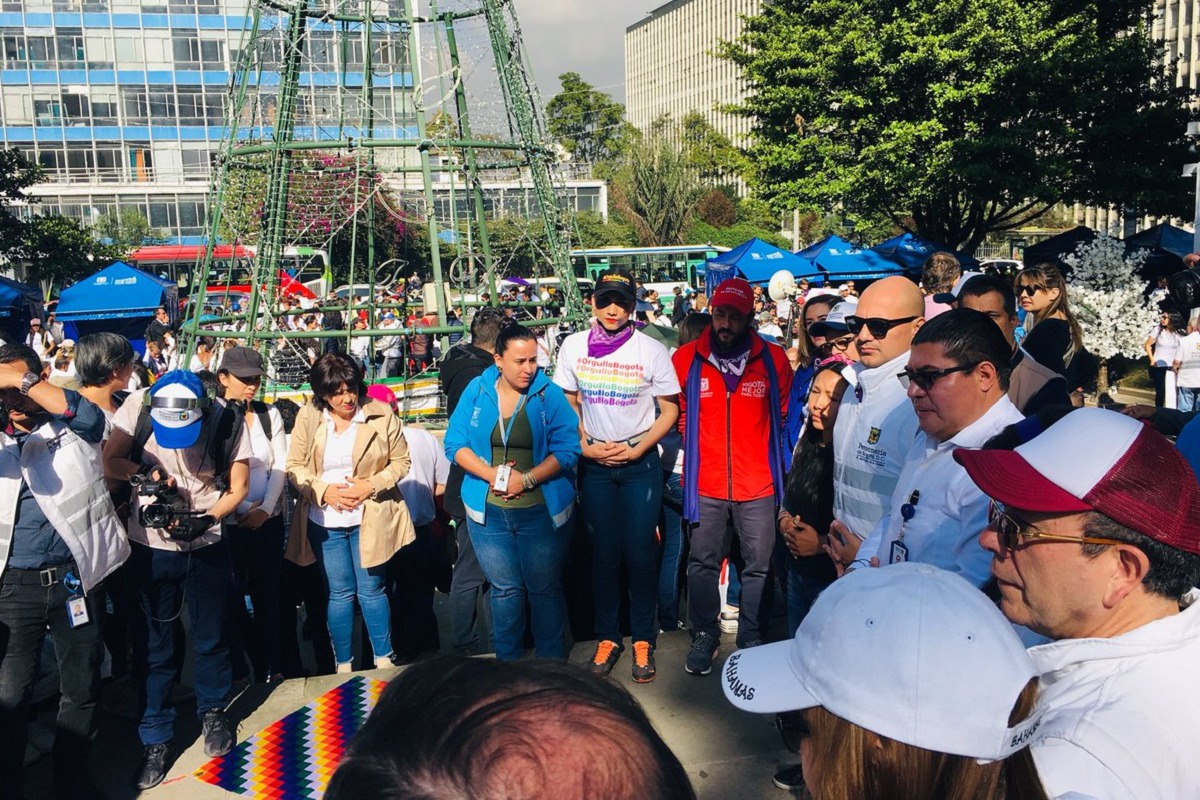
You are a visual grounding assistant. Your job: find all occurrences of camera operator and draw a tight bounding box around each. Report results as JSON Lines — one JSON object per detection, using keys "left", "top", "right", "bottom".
{"left": 103, "top": 369, "right": 251, "bottom": 791}
{"left": 0, "top": 343, "right": 128, "bottom": 799}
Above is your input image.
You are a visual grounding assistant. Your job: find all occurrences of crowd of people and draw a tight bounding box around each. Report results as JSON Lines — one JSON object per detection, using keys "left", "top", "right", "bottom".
{"left": 1, "top": 253, "right": 1198, "bottom": 800}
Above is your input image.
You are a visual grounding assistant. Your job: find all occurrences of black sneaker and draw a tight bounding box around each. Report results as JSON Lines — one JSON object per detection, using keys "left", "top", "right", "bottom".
{"left": 202, "top": 709, "right": 235, "bottom": 757}
{"left": 773, "top": 763, "right": 805, "bottom": 791}
{"left": 631, "top": 641, "right": 656, "bottom": 683}
{"left": 685, "top": 631, "right": 719, "bottom": 676}
{"left": 135, "top": 742, "right": 171, "bottom": 790}
{"left": 588, "top": 640, "right": 622, "bottom": 677}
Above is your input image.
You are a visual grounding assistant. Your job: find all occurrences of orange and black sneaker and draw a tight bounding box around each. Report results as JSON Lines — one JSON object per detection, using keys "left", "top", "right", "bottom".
{"left": 589, "top": 640, "right": 622, "bottom": 677}
{"left": 631, "top": 641, "right": 656, "bottom": 683}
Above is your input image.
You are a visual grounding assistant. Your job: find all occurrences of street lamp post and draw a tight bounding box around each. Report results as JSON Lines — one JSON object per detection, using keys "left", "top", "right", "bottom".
{"left": 1185, "top": 122, "right": 1200, "bottom": 254}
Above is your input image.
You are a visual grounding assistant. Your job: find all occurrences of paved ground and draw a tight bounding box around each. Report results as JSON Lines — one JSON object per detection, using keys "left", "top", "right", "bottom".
{"left": 41, "top": 627, "right": 791, "bottom": 799}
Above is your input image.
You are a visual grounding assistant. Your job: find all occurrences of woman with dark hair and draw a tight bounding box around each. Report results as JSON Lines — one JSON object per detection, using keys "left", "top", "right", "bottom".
{"left": 1013, "top": 265, "right": 1089, "bottom": 400}
{"left": 1145, "top": 309, "right": 1183, "bottom": 409}
{"left": 286, "top": 352, "right": 414, "bottom": 672}
{"left": 444, "top": 323, "right": 580, "bottom": 661}
{"left": 74, "top": 332, "right": 136, "bottom": 427}
{"left": 782, "top": 293, "right": 841, "bottom": 460}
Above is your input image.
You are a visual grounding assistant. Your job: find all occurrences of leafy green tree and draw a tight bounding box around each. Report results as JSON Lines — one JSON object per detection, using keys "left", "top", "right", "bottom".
{"left": 20, "top": 215, "right": 116, "bottom": 290}
{"left": 95, "top": 208, "right": 166, "bottom": 258}
{"left": 0, "top": 148, "right": 42, "bottom": 257}
{"left": 723, "top": 0, "right": 1195, "bottom": 253}
{"left": 572, "top": 210, "right": 635, "bottom": 249}
{"left": 612, "top": 121, "right": 706, "bottom": 246}
{"left": 545, "top": 73, "right": 632, "bottom": 172}
{"left": 680, "top": 111, "right": 744, "bottom": 186}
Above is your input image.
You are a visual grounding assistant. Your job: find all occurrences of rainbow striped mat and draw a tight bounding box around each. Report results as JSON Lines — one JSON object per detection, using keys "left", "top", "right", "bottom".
{"left": 194, "top": 676, "right": 387, "bottom": 798}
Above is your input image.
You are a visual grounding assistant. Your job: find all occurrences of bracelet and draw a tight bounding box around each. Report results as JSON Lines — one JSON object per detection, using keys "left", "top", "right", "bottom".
{"left": 522, "top": 471, "right": 539, "bottom": 491}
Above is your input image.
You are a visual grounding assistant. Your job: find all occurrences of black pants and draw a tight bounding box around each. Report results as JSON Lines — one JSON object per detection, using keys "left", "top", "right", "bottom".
{"left": 1150, "top": 365, "right": 1169, "bottom": 407}
{"left": 227, "top": 516, "right": 285, "bottom": 682}
{"left": 277, "top": 560, "right": 334, "bottom": 677}
{"left": 387, "top": 523, "right": 440, "bottom": 659}
{"left": 0, "top": 565, "right": 103, "bottom": 798}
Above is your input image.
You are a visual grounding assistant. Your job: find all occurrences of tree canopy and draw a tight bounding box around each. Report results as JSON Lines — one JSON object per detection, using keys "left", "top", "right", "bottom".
{"left": 545, "top": 73, "right": 632, "bottom": 172}
{"left": 722, "top": 0, "right": 1195, "bottom": 253}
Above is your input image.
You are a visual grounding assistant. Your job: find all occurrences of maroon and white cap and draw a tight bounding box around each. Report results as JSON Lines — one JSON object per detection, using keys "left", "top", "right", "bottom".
{"left": 954, "top": 408, "right": 1200, "bottom": 555}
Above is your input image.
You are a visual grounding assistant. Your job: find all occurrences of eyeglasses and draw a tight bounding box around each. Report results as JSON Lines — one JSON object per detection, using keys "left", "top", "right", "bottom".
{"left": 828, "top": 335, "right": 855, "bottom": 351}
{"left": 898, "top": 361, "right": 979, "bottom": 391}
{"left": 775, "top": 711, "right": 811, "bottom": 752}
{"left": 987, "top": 500, "right": 1124, "bottom": 551}
{"left": 1016, "top": 285, "right": 1042, "bottom": 297}
{"left": 844, "top": 315, "right": 918, "bottom": 338}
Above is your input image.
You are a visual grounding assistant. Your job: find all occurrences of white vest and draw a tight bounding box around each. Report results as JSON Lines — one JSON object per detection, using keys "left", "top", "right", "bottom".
{"left": 0, "top": 420, "right": 129, "bottom": 593}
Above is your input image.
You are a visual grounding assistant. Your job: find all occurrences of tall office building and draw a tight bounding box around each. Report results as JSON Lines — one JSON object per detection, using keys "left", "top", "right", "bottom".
{"left": 625, "top": 0, "right": 761, "bottom": 147}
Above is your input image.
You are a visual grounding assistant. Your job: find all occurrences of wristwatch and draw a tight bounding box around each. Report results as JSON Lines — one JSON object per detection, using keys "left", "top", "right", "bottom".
{"left": 19, "top": 372, "right": 39, "bottom": 395}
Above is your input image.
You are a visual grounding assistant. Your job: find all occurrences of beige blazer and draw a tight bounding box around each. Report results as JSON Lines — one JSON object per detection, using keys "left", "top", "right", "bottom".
{"left": 285, "top": 398, "right": 415, "bottom": 568}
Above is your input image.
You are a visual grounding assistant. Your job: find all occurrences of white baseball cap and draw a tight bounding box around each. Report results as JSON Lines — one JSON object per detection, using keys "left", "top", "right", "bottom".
{"left": 809, "top": 299, "right": 857, "bottom": 338}
{"left": 722, "top": 563, "right": 1042, "bottom": 761}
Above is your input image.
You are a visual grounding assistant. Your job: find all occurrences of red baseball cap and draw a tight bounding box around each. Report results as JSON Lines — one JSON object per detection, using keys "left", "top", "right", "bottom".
{"left": 710, "top": 278, "right": 754, "bottom": 315}
{"left": 954, "top": 408, "right": 1200, "bottom": 555}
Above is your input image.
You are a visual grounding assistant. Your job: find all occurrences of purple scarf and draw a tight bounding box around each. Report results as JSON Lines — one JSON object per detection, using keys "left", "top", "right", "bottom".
{"left": 587, "top": 321, "right": 635, "bottom": 359}
{"left": 710, "top": 331, "right": 752, "bottom": 393}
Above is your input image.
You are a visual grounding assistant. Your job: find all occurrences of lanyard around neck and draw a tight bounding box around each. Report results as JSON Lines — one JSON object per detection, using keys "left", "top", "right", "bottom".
{"left": 495, "top": 380, "right": 528, "bottom": 458}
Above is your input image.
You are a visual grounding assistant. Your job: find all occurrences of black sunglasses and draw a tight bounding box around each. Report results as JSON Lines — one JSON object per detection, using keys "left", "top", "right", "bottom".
{"left": 775, "top": 711, "right": 811, "bottom": 752}
{"left": 1016, "top": 285, "right": 1041, "bottom": 297}
{"left": 844, "top": 315, "right": 918, "bottom": 338}
{"left": 594, "top": 294, "right": 635, "bottom": 311}
{"left": 898, "top": 361, "right": 980, "bottom": 391}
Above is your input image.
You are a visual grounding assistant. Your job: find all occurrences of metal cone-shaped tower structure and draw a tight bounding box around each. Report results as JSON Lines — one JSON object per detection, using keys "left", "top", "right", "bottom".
{"left": 182, "top": 0, "right": 584, "bottom": 397}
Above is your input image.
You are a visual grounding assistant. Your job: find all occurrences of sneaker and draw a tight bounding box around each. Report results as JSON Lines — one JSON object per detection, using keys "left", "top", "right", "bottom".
{"left": 135, "top": 743, "right": 171, "bottom": 791}
{"left": 773, "top": 764, "right": 805, "bottom": 791}
{"left": 719, "top": 605, "right": 740, "bottom": 634}
{"left": 588, "top": 640, "right": 622, "bottom": 677}
{"left": 201, "top": 709, "right": 235, "bottom": 757}
{"left": 685, "top": 631, "right": 719, "bottom": 676}
{"left": 631, "top": 641, "right": 656, "bottom": 683}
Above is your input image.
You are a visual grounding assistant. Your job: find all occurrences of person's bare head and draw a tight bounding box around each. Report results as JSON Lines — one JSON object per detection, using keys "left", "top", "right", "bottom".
{"left": 921, "top": 252, "right": 962, "bottom": 294}
{"left": 850, "top": 277, "right": 924, "bottom": 368}
{"left": 326, "top": 656, "right": 695, "bottom": 800}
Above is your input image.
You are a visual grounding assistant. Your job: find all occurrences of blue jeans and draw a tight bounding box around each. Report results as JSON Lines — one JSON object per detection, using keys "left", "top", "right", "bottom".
{"left": 129, "top": 540, "right": 233, "bottom": 746}
{"left": 657, "top": 471, "right": 685, "bottom": 630}
{"left": 785, "top": 554, "right": 836, "bottom": 637}
{"left": 467, "top": 504, "right": 568, "bottom": 660}
{"left": 308, "top": 523, "right": 392, "bottom": 665}
{"left": 579, "top": 451, "right": 662, "bottom": 645}
{"left": 1180, "top": 386, "right": 1200, "bottom": 413}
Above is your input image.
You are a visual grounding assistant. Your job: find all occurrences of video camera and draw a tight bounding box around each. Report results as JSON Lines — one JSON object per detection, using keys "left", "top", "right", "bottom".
{"left": 131, "top": 467, "right": 214, "bottom": 543}
{"left": 1169, "top": 263, "right": 1200, "bottom": 311}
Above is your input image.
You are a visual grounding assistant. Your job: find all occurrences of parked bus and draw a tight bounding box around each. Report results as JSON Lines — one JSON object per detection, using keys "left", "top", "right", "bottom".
{"left": 568, "top": 245, "right": 729, "bottom": 303}
{"left": 128, "top": 244, "right": 331, "bottom": 297}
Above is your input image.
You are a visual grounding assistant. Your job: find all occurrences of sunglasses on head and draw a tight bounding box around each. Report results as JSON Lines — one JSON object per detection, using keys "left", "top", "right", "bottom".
{"left": 898, "top": 361, "right": 979, "bottom": 391}
{"left": 1016, "top": 285, "right": 1042, "bottom": 297}
{"left": 844, "top": 315, "right": 918, "bottom": 338}
{"left": 986, "top": 500, "right": 1124, "bottom": 551}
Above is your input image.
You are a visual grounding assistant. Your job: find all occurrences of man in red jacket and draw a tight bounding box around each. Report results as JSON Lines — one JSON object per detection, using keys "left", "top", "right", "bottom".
{"left": 673, "top": 278, "right": 792, "bottom": 675}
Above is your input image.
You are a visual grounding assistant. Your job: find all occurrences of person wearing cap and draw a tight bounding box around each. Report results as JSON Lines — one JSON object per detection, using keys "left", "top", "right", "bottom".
{"left": 103, "top": 368, "right": 252, "bottom": 789}
{"left": 956, "top": 408, "right": 1200, "bottom": 799}
{"left": 24, "top": 318, "right": 56, "bottom": 365}
{"left": 375, "top": 312, "right": 403, "bottom": 378}
{"left": 555, "top": 268, "right": 680, "bottom": 683}
{"left": 218, "top": 348, "right": 289, "bottom": 685}
{"left": 673, "top": 277, "right": 792, "bottom": 675}
{"left": 826, "top": 276, "right": 923, "bottom": 570}
{"left": 722, "top": 563, "right": 1048, "bottom": 800}
{"left": 286, "top": 353, "right": 414, "bottom": 675}
{"left": 781, "top": 293, "right": 845, "bottom": 466}
{"left": 0, "top": 343, "right": 127, "bottom": 798}
{"left": 920, "top": 251, "right": 961, "bottom": 320}
{"left": 952, "top": 274, "right": 1072, "bottom": 415}
{"left": 848, "top": 309, "right": 1023, "bottom": 585}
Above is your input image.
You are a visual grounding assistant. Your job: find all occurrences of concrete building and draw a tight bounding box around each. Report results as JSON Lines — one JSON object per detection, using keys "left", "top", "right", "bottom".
{"left": 624, "top": 0, "right": 761, "bottom": 147}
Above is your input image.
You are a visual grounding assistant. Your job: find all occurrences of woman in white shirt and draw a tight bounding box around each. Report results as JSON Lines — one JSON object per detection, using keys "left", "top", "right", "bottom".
{"left": 1145, "top": 310, "right": 1183, "bottom": 409}
{"left": 218, "top": 347, "right": 288, "bottom": 683}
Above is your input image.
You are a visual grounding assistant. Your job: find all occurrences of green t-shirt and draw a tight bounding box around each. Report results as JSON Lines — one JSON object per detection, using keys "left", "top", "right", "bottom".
{"left": 486, "top": 403, "right": 545, "bottom": 509}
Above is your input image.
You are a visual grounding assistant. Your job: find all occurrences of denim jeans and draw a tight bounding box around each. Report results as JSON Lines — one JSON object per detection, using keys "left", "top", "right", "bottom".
{"left": 657, "top": 471, "right": 686, "bottom": 631}
{"left": 0, "top": 564, "right": 103, "bottom": 797}
{"left": 579, "top": 451, "right": 662, "bottom": 645}
{"left": 128, "top": 540, "right": 233, "bottom": 746}
{"left": 448, "top": 518, "right": 492, "bottom": 653}
{"left": 227, "top": 515, "right": 285, "bottom": 681}
{"left": 307, "top": 523, "right": 392, "bottom": 665}
{"left": 1180, "top": 386, "right": 1200, "bottom": 413}
{"left": 785, "top": 554, "right": 836, "bottom": 637}
{"left": 467, "top": 504, "right": 568, "bottom": 660}
{"left": 688, "top": 495, "right": 777, "bottom": 645}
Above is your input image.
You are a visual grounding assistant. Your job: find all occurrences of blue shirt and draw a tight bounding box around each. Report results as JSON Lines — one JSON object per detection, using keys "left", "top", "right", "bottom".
{"left": 8, "top": 390, "right": 107, "bottom": 570}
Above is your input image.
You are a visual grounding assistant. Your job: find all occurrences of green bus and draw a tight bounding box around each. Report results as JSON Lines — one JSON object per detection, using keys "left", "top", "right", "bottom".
{"left": 568, "top": 245, "right": 729, "bottom": 303}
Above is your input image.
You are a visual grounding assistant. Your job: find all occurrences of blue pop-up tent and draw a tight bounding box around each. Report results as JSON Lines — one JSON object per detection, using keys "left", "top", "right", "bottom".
{"left": 1124, "top": 223, "right": 1193, "bottom": 284}
{"left": 797, "top": 235, "right": 905, "bottom": 282}
{"left": 55, "top": 262, "right": 178, "bottom": 344}
{"left": 0, "top": 276, "right": 45, "bottom": 343}
{"left": 704, "top": 237, "right": 819, "bottom": 294}
{"left": 870, "top": 232, "right": 980, "bottom": 273}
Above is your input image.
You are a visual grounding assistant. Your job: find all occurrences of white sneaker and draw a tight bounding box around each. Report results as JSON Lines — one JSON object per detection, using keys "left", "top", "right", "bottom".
{"left": 719, "top": 606, "right": 739, "bottom": 634}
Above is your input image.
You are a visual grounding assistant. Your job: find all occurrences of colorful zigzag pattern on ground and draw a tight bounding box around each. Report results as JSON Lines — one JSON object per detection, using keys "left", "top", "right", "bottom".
{"left": 193, "top": 675, "right": 386, "bottom": 798}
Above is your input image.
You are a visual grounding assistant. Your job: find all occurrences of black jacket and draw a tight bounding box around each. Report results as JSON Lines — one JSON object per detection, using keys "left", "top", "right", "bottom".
{"left": 439, "top": 342, "right": 494, "bottom": 519}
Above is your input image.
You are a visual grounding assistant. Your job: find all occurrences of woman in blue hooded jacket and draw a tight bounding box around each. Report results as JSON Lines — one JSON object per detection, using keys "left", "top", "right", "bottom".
{"left": 444, "top": 323, "right": 580, "bottom": 659}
